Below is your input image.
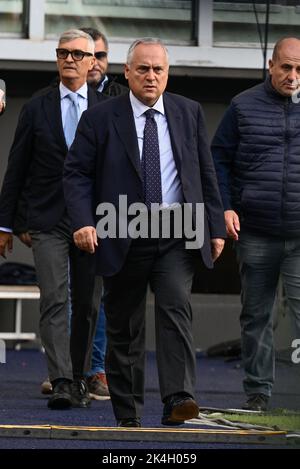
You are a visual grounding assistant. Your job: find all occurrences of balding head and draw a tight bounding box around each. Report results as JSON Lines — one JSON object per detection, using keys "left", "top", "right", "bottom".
{"left": 272, "top": 37, "right": 300, "bottom": 62}
{"left": 269, "top": 37, "right": 300, "bottom": 96}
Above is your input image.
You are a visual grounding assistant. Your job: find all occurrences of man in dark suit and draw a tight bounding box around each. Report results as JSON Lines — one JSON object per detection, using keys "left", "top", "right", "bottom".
{"left": 0, "top": 29, "right": 105, "bottom": 409}
{"left": 80, "top": 27, "right": 128, "bottom": 400}
{"left": 80, "top": 27, "right": 128, "bottom": 97}
{"left": 64, "top": 38, "right": 226, "bottom": 427}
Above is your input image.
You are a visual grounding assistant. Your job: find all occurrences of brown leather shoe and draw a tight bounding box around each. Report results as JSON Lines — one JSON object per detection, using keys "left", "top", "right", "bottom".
{"left": 161, "top": 394, "right": 199, "bottom": 426}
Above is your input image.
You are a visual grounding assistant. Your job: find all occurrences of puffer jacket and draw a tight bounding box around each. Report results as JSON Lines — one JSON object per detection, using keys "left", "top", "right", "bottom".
{"left": 212, "top": 77, "right": 300, "bottom": 237}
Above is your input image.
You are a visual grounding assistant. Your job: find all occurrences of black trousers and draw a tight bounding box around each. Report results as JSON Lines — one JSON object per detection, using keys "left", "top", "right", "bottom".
{"left": 103, "top": 236, "right": 199, "bottom": 420}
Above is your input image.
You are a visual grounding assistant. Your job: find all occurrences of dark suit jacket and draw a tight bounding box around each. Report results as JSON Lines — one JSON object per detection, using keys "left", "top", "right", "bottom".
{"left": 63, "top": 92, "right": 226, "bottom": 275}
{"left": 0, "top": 85, "right": 106, "bottom": 231}
{"left": 102, "top": 76, "right": 128, "bottom": 97}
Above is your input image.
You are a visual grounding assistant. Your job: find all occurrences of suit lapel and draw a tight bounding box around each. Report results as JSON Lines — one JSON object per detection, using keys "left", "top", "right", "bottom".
{"left": 43, "top": 87, "right": 68, "bottom": 153}
{"left": 163, "top": 93, "right": 183, "bottom": 172}
{"left": 43, "top": 86, "right": 102, "bottom": 154}
{"left": 112, "top": 94, "right": 142, "bottom": 181}
{"left": 111, "top": 93, "right": 183, "bottom": 180}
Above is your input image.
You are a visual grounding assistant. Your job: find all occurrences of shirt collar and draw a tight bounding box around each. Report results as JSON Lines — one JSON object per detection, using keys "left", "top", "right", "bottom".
{"left": 59, "top": 82, "right": 88, "bottom": 100}
{"left": 97, "top": 75, "right": 109, "bottom": 93}
{"left": 129, "top": 91, "right": 165, "bottom": 118}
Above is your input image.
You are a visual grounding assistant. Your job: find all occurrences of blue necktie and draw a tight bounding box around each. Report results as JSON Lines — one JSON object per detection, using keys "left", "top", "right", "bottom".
{"left": 64, "top": 93, "right": 79, "bottom": 149}
{"left": 141, "top": 109, "right": 162, "bottom": 209}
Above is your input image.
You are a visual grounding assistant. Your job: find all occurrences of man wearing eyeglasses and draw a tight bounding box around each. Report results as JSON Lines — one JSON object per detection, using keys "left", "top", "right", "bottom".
{"left": 81, "top": 27, "right": 128, "bottom": 97}
{"left": 0, "top": 29, "right": 105, "bottom": 410}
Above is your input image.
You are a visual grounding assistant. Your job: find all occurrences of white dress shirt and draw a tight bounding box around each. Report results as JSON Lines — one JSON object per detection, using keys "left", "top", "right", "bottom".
{"left": 97, "top": 75, "right": 109, "bottom": 93}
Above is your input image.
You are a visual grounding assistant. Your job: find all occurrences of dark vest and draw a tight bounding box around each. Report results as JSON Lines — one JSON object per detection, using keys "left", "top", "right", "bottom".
{"left": 232, "top": 78, "right": 300, "bottom": 237}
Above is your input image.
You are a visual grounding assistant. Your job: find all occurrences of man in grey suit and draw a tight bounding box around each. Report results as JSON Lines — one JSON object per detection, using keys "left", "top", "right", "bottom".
{"left": 0, "top": 29, "right": 104, "bottom": 409}
{"left": 64, "top": 38, "right": 226, "bottom": 426}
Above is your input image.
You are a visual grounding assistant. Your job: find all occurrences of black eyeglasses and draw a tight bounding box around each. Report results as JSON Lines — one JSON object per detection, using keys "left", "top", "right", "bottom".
{"left": 94, "top": 51, "right": 108, "bottom": 60}
{"left": 56, "top": 48, "right": 93, "bottom": 61}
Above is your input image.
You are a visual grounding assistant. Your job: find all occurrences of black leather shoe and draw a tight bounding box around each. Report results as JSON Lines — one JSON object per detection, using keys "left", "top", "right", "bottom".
{"left": 71, "top": 379, "right": 91, "bottom": 408}
{"left": 117, "top": 418, "right": 141, "bottom": 427}
{"left": 242, "top": 394, "right": 269, "bottom": 411}
{"left": 161, "top": 394, "right": 199, "bottom": 426}
{"left": 48, "top": 380, "right": 72, "bottom": 409}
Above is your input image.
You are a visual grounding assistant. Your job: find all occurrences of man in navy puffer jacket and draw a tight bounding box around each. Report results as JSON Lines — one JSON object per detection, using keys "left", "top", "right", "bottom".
{"left": 212, "top": 37, "right": 300, "bottom": 411}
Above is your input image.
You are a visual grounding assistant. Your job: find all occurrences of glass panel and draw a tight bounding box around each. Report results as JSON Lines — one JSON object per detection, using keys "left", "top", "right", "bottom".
{"left": 45, "top": 0, "right": 195, "bottom": 44}
{"left": 0, "top": 0, "right": 27, "bottom": 37}
{"left": 213, "top": 1, "right": 300, "bottom": 46}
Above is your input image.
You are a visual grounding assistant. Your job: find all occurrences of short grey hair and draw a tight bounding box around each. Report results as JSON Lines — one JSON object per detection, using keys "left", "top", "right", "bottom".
{"left": 58, "top": 29, "right": 95, "bottom": 53}
{"left": 126, "top": 37, "right": 169, "bottom": 65}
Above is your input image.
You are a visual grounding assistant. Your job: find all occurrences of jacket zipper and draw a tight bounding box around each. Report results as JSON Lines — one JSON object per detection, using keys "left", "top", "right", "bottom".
{"left": 281, "top": 98, "right": 289, "bottom": 235}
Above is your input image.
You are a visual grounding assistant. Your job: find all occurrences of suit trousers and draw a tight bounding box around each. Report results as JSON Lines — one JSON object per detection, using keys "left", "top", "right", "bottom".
{"left": 30, "top": 217, "right": 102, "bottom": 382}
{"left": 103, "top": 236, "right": 199, "bottom": 420}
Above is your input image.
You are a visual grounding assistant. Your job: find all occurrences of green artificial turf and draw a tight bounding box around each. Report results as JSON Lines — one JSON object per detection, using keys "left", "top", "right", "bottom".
{"left": 219, "top": 409, "right": 300, "bottom": 431}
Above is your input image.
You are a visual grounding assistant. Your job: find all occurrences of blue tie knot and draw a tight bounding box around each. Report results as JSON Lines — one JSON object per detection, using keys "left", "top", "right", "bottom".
{"left": 67, "top": 92, "right": 78, "bottom": 105}
{"left": 145, "top": 108, "right": 156, "bottom": 120}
